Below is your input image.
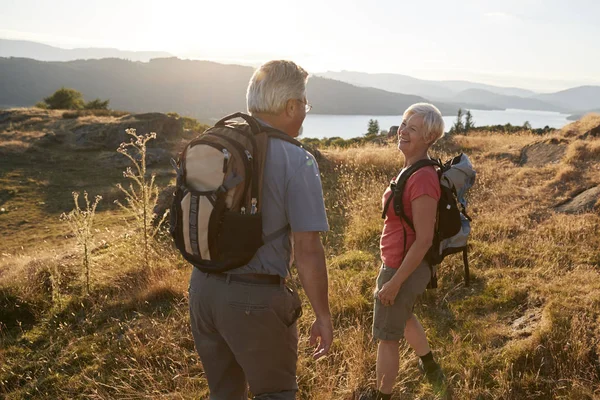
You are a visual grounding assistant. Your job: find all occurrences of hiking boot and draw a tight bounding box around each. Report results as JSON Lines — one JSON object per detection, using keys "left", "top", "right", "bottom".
{"left": 356, "top": 387, "right": 378, "bottom": 400}
{"left": 418, "top": 358, "right": 446, "bottom": 389}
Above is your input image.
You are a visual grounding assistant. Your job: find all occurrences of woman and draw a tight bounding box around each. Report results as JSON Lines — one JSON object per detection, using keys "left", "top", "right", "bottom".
{"left": 371, "top": 103, "right": 446, "bottom": 399}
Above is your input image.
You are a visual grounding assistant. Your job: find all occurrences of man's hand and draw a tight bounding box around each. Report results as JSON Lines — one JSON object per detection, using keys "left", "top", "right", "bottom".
{"left": 309, "top": 316, "right": 333, "bottom": 360}
{"left": 377, "top": 280, "right": 401, "bottom": 306}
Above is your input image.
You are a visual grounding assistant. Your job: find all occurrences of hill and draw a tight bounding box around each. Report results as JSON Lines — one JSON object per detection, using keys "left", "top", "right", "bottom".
{"left": 1, "top": 109, "right": 599, "bottom": 398}
{"left": 319, "top": 70, "right": 537, "bottom": 99}
{"left": 535, "top": 85, "right": 600, "bottom": 112}
{"left": 452, "top": 88, "right": 564, "bottom": 112}
{"left": 320, "top": 71, "right": 600, "bottom": 113}
{"left": 0, "top": 39, "right": 172, "bottom": 62}
{"left": 0, "top": 57, "right": 462, "bottom": 120}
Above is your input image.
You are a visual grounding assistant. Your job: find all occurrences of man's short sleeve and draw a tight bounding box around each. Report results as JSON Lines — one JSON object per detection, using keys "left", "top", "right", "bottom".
{"left": 285, "top": 153, "right": 329, "bottom": 232}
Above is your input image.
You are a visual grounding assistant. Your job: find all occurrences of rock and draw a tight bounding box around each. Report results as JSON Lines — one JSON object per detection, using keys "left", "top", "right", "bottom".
{"left": 579, "top": 124, "right": 600, "bottom": 140}
{"left": 37, "top": 130, "right": 66, "bottom": 146}
{"left": 555, "top": 186, "right": 600, "bottom": 214}
{"left": 102, "top": 148, "right": 171, "bottom": 168}
{"left": 519, "top": 139, "right": 568, "bottom": 167}
{"left": 73, "top": 113, "right": 183, "bottom": 151}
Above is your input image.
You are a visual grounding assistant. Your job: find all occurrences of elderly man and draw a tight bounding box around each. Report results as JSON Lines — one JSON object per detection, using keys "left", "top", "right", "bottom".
{"left": 188, "top": 60, "right": 333, "bottom": 400}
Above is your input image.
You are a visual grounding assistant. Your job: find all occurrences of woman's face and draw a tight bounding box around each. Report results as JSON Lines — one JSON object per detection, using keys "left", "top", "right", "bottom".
{"left": 397, "top": 114, "right": 430, "bottom": 155}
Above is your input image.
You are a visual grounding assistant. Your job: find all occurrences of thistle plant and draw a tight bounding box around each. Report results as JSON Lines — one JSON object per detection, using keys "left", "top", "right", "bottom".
{"left": 61, "top": 191, "right": 102, "bottom": 295}
{"left": 114, "top": 128, "right": 168, "bottom": 269}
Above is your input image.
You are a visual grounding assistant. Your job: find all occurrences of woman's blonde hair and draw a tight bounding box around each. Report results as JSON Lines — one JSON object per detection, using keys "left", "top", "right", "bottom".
{"left": 403, "top": 103, "right": 445, "bottom": 144}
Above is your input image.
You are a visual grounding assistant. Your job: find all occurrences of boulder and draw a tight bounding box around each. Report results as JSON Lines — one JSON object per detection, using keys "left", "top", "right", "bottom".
{"left": 555, "top": 186, "right": 600, "bottom": 214}
{"left": 519, "top": 139, "right": 568, "bottom": 167}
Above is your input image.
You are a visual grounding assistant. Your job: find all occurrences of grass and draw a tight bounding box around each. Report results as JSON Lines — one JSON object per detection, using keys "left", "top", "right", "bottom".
{"left": 1, "top": 110, "right": 600, "bottom": 399}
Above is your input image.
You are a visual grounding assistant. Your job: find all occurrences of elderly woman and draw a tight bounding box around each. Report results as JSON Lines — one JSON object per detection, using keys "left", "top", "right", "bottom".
{"left": 371, "top": 103, "right": 446, "bottom": 399}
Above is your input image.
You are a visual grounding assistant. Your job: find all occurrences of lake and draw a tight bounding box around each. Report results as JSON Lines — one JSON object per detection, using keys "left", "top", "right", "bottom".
{"left": 302, "top": 109, "right": 571, "bottom": 139}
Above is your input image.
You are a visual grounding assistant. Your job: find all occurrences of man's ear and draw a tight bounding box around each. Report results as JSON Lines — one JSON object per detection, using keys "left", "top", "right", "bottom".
{"left": 285, "top": 99, "right": 296, "bottom": 117}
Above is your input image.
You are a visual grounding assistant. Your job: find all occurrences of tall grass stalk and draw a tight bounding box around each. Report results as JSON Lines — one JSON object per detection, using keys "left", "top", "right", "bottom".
{"left": 60, "top": 191, "right": 101, "bottom": 295}
{"left": 114, "top": 128, "right": 168, "bottom": 270}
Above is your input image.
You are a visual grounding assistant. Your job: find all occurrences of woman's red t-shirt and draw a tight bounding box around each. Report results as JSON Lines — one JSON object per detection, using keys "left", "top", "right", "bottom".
{"left": 380, "top": 167, "right": 441, "bottom": 269}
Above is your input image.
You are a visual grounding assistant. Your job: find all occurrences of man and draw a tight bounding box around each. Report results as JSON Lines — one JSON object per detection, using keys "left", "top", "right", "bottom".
{"left": 188, "top": 60, "right": 333, "bottom": 400}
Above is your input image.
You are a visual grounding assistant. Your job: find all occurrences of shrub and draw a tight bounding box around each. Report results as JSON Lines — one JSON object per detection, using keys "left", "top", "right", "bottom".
{"left": 84, "top": 98, "right": 110, "bottom": 110}
{"left": 43, "top": 87, "right": 85, "bottom": 110}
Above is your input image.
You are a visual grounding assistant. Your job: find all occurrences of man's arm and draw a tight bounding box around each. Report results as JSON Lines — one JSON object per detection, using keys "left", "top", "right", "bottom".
{"left": 293, "top": 231, "right": 333, "bottom": 359}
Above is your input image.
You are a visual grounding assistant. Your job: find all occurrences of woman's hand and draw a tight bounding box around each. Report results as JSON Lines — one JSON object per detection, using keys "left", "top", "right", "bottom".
{"left": 377, "top": 279, "right": 402, "bottom": 306}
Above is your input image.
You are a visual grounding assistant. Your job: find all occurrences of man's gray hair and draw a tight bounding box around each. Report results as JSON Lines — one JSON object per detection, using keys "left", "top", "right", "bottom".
{"left": 403, "top": 103, "right": 445, "bottom": 144}
{"left": 247, "top": 60, "right": 309, "bottom": 115}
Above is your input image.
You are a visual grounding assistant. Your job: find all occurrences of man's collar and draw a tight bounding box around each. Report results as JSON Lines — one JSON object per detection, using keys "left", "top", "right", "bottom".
{"left": 253, "top": 116, "right": 272, "bottom": 128}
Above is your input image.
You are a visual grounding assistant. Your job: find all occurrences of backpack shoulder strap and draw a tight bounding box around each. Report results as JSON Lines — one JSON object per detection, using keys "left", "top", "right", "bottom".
{"left": 381, "top": 158, "right": 439, "bottom": 224}
{"left": 263, "top": 127, "right": 303, "bottom": 148}
{"left": 215, "top": 112, "right": 262, "bottom": 134}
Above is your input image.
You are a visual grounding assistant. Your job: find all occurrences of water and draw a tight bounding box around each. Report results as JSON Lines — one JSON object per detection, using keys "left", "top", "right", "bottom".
{"left": 302, "top": 109, "right": 571, "bottom": 139}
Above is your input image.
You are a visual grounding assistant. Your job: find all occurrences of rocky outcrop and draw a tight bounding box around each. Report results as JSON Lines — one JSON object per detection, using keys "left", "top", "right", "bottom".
{"left": 73, "top": 113, "right": 183, "bottom": 151}
{"left": 579, "top": 124, "right": 600, "bottom": 140}
{"left": 554, "top": 186, "right": 600, "bottom": 214}
{"left": 519, "top": 138, "right": 568, "bottom": 167}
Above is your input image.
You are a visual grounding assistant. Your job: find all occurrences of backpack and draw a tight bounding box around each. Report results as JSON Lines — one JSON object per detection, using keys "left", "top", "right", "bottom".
{"left": 382, "top": 153, "right": 476, "bottom": 288}
{"left": 169, "top": 112, "right": 302, "bottom": 273}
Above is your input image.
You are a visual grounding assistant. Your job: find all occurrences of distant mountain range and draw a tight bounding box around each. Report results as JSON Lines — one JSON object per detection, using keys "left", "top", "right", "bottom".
{"left": 0, "top": 57, "right": 467, "bottom": 120}
{"left": 1, "top": 39, "right": 600, "bottom": 119}
{"left": 0, "top": 39, "right": 172, "bottom": 62}
{"left": 319, "top": 70, "right": 600, "bottom": 114}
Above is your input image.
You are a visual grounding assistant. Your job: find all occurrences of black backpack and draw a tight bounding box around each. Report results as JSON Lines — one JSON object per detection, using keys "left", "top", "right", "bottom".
{"left": 382, "top": 155, "right": 475, "bottom": 288}
{"left": 169, "top": 112, "right": 302, "bottom": 273}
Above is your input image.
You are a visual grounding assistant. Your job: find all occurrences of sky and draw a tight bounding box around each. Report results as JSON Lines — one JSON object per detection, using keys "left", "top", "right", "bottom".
{"left": 2, "top": 0, "right": 600, "bottom": 92}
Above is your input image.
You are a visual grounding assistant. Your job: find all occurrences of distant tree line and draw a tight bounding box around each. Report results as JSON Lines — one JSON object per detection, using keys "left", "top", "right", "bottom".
{"left": 449, "top": 108, "right": 555, "bottom": 135}
{"left": 36, "top": 87, "right": 110, "bottom": 110}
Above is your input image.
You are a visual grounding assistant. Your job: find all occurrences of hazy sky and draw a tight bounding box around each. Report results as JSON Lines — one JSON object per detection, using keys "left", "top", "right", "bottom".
{"left": 2, "top": 0, "right": 599, "bottom": 92}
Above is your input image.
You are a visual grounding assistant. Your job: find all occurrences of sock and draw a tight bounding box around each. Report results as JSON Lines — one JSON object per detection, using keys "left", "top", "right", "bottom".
{"left": 376, "top": 391, "right": 392, "bottom": 400}
{"left": 420, "top": 351, "right": 436, "bottom": 370}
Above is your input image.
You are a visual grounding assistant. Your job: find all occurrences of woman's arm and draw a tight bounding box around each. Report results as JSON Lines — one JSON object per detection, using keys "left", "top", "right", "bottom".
{"left": 377, "top": 194, "right": 437, "bottom": 306}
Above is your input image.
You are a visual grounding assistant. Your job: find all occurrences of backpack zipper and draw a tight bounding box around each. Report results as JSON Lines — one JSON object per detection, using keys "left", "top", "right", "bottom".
{"left": 222, "top": 149, "right": 230, "bottom": 173}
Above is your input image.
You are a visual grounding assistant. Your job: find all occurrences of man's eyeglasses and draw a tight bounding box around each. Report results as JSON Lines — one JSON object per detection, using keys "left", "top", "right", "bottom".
{"left": 297, "top": 99, "right": 312, "bottom": 113}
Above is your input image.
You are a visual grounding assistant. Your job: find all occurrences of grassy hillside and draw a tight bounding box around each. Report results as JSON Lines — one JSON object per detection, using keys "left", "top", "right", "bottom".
{"left": 1, "top": 110, "right": 599, "bottom": 399}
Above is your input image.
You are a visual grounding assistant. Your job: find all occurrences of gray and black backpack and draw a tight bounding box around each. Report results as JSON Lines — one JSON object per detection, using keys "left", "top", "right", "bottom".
{"left": 382, "top": 153, "right": 476, "bottom": 287}
{"left": 169, "top": 112, "right": 302, "bottom": 273}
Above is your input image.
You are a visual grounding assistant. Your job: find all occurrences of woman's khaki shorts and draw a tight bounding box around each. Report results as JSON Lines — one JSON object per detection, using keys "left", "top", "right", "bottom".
{"left": 372, "top": 260, "right": 432, "bottom": 341}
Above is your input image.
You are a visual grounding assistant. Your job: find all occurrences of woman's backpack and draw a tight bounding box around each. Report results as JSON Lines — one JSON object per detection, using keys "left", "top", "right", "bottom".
{"left": 382, "top": 153, "right": 476, "bottom": 287}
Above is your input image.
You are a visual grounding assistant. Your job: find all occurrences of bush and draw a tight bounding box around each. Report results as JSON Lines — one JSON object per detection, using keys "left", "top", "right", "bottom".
{"left": 43, "top": 87, "right": 85, "bottom": 110}
{"left": 84, "top": 98, "right": 110, "bottom": 110}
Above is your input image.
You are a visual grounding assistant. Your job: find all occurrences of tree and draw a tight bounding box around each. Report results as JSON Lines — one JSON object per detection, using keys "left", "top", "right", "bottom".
{"left": 367, "top": 119, "right": 380, "bottom": 136}
{"left": 452, "top": 108, "right": 464, "bottom": 134}
{"left": 84, "top": 98, "right": 110, "bottom": 110}
{"left": 523, "top": 121, "right": 532, "bottom": 130}
{"left": 464, "top": 110, "right": 474, "bottom": 132}
{"left": 42, "top": 87, "right": 85, "bottom": 110}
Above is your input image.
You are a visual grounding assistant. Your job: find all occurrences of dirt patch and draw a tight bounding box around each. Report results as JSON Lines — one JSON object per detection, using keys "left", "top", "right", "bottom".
{"left": 511, "top": 308, "right": 543, "bottom": 339}
{"left": 555, "top": 186, "right": 600, "bottom": 214}
{"left": 519, "top": 138, "right": 568, "bottom": 167}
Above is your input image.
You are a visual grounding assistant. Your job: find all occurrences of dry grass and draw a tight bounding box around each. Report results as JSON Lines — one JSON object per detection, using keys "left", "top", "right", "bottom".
{"left": 1, "top": 117, "right": 600, "bottom": 399}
